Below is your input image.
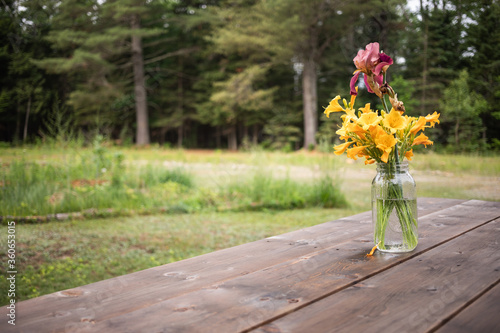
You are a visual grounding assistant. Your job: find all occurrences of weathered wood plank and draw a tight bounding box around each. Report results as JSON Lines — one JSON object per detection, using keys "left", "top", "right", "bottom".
{"left": 434, "top": 281, "right": 500, "bottom": 333}
{"left": 0, "top": 198, "right": 466, "bottom": 333}
{"left": 65, "top": 201, "right": 499, "bottom": 333}
{"left": 253, "top": 218, "right": 500, "bottom": 333}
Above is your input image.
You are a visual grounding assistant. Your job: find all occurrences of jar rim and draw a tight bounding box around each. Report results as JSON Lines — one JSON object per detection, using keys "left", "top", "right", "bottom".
{"left": 376, "top": 161, "right": 409, "bottom": 171}
{"left": 376, "top": 161, "right": 409, "bottom": 166}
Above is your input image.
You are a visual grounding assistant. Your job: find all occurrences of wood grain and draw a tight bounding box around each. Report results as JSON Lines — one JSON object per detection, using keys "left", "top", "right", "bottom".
{"left": 434, "top": 281, "right": 500, "bottom": 333}
{"left": 253, "top": 218, "right": 500, "bottom": 333}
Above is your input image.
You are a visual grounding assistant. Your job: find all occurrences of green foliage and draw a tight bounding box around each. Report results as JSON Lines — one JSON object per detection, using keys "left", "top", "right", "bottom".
{"left": 220, "top": 170, "right": 346, "bottom": 210}
{"left": 41, "top": 101, "right": 82, "bottom": 147}
{"left": 389, "top": 75, "right": 418, "bottom": 115}
{"left": 466, "top": 0, "right": 500, "bottom": 145}
{"left": 0, "top": 0, "right": 499, "bottom": 151}
{"left": 309, "top": 174, "right": 348, "bottom": 208}
{"left": 440, "top": 70, "right": 488, "bottom": 152}
{"left": 262, "top": 107, "right": 302, "bottom": 151}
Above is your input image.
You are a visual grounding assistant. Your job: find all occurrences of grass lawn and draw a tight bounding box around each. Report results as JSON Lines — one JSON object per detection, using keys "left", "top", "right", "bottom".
{"left": 1, "top": 146, "right": 499, "bottom": 305}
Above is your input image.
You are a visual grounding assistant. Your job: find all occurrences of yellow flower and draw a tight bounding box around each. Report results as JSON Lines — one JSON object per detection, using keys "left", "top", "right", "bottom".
{"left": 383, "top": 108, "right": 406, "bottom": 134}
{"left": 358, "top": 103, "right": 371, "bottom": 114}
{"left": 425, "top": 111, "right": 440, "bottom": 127}
{"left": 325, "top": 95, "right": 357, "bottom": 122}
{"left": 373, "top": 129, "right": 397, "bottom": 163}
{"left": 402, "top": 115, "right": 414, "bottom": 128}
{"left": 333, "top": 141, "right": 354, "bottom": 155}
{"left": 342, "top": 109, "right": 357, "bottom": 123}
{"left": 357, "top": 111, "right": 382, "bottom": 131}
{"left": 369, "top": 124, "right": 386, "bottom": 141}
{"left": 344, "top": 122, "right": 364, "bottom": 137}
{"left": 410, "top": 117, "right": 426, "bottom": 135}
{"left": 335, "top": 118, "right": 351, "bottom": 140}
{"left": 335, "top": 127, "right": 347, "bottom": 140}
{"left": 346, "top": 145, "right": 368, "bottom": 160}
{"left": 365, "top": 158, "right": 376, "bottom": 165}
{"left": 324, "top": 96, "right": 344, "bottom": 118}
{"left": 413, "top": 133, "right": 433, "bottom": 147}
{"left": 405, "top": 149, "right": 414, "bottom": 161}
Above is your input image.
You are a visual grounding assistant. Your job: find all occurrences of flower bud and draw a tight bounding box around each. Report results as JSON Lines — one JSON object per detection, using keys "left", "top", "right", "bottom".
{"left": 389, "top": 95, "right": 405, "bottom": 113}
{"left": 366, "top": 75, "right": 383, "bottom": 98}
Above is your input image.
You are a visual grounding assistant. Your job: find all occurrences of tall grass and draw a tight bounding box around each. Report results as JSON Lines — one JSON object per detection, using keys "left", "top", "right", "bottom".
{"left": 1, "top": 147, "right": 346, "bottom": 219}
{"left": 223, "top": 172, "right": 346, "bottom": 210}
{"left": 0, "top": 158, "right": 196, "bottom": 217}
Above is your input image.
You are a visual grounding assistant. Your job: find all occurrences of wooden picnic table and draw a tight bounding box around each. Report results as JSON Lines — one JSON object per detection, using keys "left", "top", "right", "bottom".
{"left": 2, "top": 198, "right": 499, "bottom": 333}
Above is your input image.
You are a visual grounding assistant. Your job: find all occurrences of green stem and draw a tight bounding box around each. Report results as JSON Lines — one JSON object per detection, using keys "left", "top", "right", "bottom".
{"left": 381, "top": 95, "right": 390, "bottom": 114}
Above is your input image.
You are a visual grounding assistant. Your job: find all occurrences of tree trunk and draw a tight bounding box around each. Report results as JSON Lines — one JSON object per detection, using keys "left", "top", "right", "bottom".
{"left": 421, "top": 0, "right": 428, "bottom": 115}
{"left": 242, "top": 123, "right": 249, "bottom": 146}
{"left": 131, "top": 14, "right": 150, "bottom": 146}
{"left": 177, "top": 125, "right": 183, "bottom": 148}
{"left": 177, "top": 60, "right": 184, "bottom": 148}
{"left": 252, "top": 123, "right": 258, "bottom": 145}
{"left": 216, "top": 126, "right": 221, "bottom": 149}
{"left": 302, "top": 57, "right": 317, "bottom": 149}
{"left": 228, "top": 124, "right": 237, "bottom": 150}
{"left": 23, "top": 95, "right": 31, "bottom": 142}
{"left": 159, "top": 127, "right": 167, "bottom": 145}
{"left": 14, "top": 100, "right": 21, "bottom": 144}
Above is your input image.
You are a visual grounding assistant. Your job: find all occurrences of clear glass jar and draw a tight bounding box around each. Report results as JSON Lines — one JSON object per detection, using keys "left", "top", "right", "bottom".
{"left": 371, "top": 161, "right": 418, "bottom": 253}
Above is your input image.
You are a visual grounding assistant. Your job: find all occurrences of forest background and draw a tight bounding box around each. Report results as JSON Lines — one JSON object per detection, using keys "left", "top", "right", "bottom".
{"left": 1, "top": 0, "right": 499, "bottom": 152}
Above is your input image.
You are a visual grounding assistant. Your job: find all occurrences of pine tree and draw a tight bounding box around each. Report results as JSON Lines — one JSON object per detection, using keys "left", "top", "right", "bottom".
{"left": 148, "top": 0, "right": 221, "bottom": 148}
{"left": 466, "top": 0, "right": 500, "bottom": 146}
{"left": 0, "top": 0, "right": 55, "bottom": 142}
{"left": 35, "top": 0, "right": 162, "bottom": 144}
{"left": 402, "top": 0, "right": 467, "bottom": 116}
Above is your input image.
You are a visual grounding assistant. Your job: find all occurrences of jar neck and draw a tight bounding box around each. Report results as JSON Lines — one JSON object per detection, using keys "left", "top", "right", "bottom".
{"left": 376, "top": 161, "right": 409, "bottom": 173}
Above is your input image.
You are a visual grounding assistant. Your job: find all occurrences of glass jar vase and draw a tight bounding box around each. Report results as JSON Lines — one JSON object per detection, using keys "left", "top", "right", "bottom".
{"left": 371, "top": 161, "right": 418, "bottom": 253}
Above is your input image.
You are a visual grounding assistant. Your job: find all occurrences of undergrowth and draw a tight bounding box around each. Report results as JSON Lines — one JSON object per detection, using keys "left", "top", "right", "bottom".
{"left": 0, "top": 146, "right": 346, "bottom": 220}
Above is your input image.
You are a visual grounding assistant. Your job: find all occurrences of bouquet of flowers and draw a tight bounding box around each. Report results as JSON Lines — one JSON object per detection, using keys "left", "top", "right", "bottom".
{"left": 324, "top": 42, "right": 440, "bottom": 252}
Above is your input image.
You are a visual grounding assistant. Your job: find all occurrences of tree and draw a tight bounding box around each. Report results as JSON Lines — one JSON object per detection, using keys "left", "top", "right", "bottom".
{"left": 209, "top": 0, "right": 337, "bottom": 148}
{"left": 402, "top": 0, "right": 468, "bottom": 117}
{"left": 0, "top": 0, "right": 55, "bottom": 143}
{"left": 210, "top": 0, "right": 409, "bottom": 149}
{"left": 440, "top": 70, "right": 487, "bottom": 151}
{"left": 148, "top": 0, "right": 220, "bottom": 148}
{"left": 103, "top": 0, "right": 161, "bottom": 145}
{"left": 209, "top": 65, "right": 276, "bottom": 150}
{"left": 33, "top": 0, "right": 119, "bottom": 129}
{"left": 465, "top": 0, "right": 500, "bottom": 145}
{"left": 35, "top": 0, "right": 162, "bottom": 144}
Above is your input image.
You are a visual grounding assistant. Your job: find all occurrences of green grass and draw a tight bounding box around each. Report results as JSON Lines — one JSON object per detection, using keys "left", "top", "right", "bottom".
{"left": 410, "top": 151, "right": 500, "bottom": 176}
{"left": 222, "top": 173, "right": 346, "bottom": 210}
{"left": 0, "top": 146, "right": 347, "bottom": 218}
{"left": 0, "top": 160, "right": 196, "bottom": 217}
